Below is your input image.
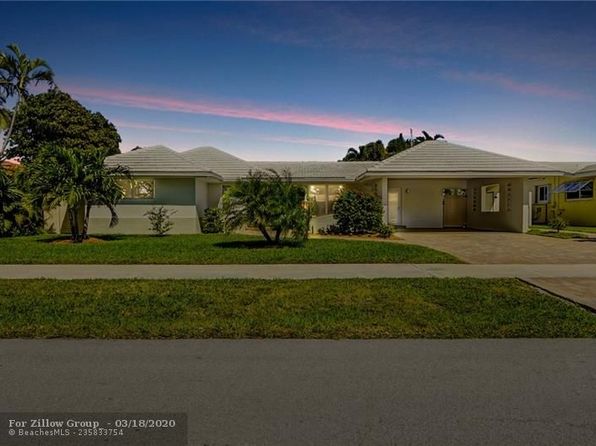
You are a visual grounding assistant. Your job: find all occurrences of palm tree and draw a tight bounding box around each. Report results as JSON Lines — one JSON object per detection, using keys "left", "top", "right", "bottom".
{"left": 415, "top": 130, "right": 444, "bottom": 144}
{"left": 386, "top": 133, "right": 409, "bottom": 155}
{"left": 342, "top": 147, "right": 363, "bottom": 161}
{"left": 28, "top": 147, "right": 128, "bottom": 242}
{"left": 0, "top": 43, "right": 54, "bottom": 157}
{"left": 222, "top": 169, "right": 310, "bottom": 244}
{"left": 342, "top": 140, "right": 386, "bottom": 161}
{"left": 80, "top": 148, "right": 130, "bottom": 239}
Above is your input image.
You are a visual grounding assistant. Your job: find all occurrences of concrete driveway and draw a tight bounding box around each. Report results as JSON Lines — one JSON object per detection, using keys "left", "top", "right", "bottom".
{"left": 398, "top": 231, "right": 596, "bottom": 264}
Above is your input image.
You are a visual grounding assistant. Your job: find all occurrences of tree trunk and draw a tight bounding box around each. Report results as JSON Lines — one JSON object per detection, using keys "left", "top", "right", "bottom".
{"left": 257, "top": 224, "right": 272, "bottom": 243}
{"left": 82, "top": 202, "right": 91, "bottom": 240}
{"left": 0, "top": 97, "right": 20, "bottom": 157}
{"left": 67, "top": 207, "right": 77, "bottom": 242}
{"left": 274, "top": 229, "right": 281, "bottom": 245}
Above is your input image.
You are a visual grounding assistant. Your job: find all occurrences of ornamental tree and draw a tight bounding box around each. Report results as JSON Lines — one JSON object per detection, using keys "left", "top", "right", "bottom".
{"left": 6, "top": 89, "right": 121, "bottom": 162}
{"left": 222, "top": 170, "right": 311, "bottom": 244}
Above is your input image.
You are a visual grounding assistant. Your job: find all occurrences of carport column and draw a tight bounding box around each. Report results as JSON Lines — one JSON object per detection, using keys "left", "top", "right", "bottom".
{"left": 194, "top": 179, "right": 209, "bottom": 232}
{"left": 381, "top": 177, "right": 388, "bottom": 224}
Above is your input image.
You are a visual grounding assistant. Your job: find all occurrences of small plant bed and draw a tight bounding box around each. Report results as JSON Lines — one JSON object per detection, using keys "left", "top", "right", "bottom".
{"left": 0, "top": 278, "right": 594, "bottom": 338}
{"left": 528, "top": 228, "right": 593, "bottom": 240}
{"left": 0, "top": 234, "right": 460, "bottom": 264}
{"left": 531, "top": 225, "right": 596, "bottom": 235}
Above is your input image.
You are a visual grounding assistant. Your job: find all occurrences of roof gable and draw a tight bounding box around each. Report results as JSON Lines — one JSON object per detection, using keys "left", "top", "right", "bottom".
{"left": 105, "top": 145, "right": 219, "bottom": 177}
{"left": 365, "top": 141, "right": 563, "bottom": 175}
{"left": 180, "top": 146, "right": 253, "bottom": 181}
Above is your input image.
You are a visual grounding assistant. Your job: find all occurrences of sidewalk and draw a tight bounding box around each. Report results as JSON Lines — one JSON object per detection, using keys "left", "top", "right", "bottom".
{"left": 2, "top": 263, "right": 596, "bottom": 280}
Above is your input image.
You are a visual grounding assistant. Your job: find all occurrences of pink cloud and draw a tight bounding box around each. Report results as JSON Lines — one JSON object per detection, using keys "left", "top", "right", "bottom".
{"left": 114, "top": 120, "right": 354, "bottom": 149}
{"left": 67, "top": 85, "right": 406, "bottom": 135}
{"left": 445, "top": 70, "right": 586, "bottom": 101}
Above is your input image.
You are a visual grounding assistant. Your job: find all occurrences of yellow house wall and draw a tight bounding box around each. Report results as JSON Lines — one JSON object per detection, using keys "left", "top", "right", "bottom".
{"left": 529, "top": 176, "right": 596, "bottom": 226}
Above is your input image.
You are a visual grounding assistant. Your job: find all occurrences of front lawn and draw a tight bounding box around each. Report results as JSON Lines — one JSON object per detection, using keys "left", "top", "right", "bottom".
{"left": 0, "top": 234, "right": 459, "bottom": 264}
{"left": 0, "top": 278, "right": 594, "bottom": 338}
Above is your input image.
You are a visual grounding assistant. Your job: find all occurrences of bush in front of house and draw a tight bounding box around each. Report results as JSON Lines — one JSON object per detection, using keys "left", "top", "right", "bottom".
{"left": 222, "top": 169, "right": 311, "bottom": 245}
{"left": 332, "top": 190, "right": 384, "bottom": 235}
{"left": 200, "top": 208, "right": 224, "bottom": 233}
{"left": 548, "top": 214, "right": 568, "bottom": 233}
{"left": 145, "top": 206, "right": 176, "bottom": 236}
{"left": 377, "top": 224, "right": 393, "bottom": 238}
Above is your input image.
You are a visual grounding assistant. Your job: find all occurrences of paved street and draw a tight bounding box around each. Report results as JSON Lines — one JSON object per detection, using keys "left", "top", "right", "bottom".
{"left": 1, "top": 340, "right": 595, "bottom": 446}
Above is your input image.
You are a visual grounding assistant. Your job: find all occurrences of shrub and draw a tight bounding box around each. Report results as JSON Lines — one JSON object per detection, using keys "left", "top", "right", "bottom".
{"left": 200, "top": 208, "right": 224, "bottom": 233}
{"left": 332, "top": 190, "right": 383, "bottom": 234}
{"left": 377, "top": 224, "right": 393, "bottom": 238}
{"left": 318, "top": 224, "right": 342, "bottom": 235}
{"left": 144, "top": 206, "right": 176, "bottom": 236}
{"left": 548, "top": 215, "right": 568, "bottom": 233}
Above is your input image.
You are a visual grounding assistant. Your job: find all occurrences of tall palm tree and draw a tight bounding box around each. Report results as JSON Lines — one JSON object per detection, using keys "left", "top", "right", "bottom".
{"left": 0, "top": 43, "right": 54, "bottom": 157}
{"left": 28, "top": 147, "right": 128, "bottom": 242}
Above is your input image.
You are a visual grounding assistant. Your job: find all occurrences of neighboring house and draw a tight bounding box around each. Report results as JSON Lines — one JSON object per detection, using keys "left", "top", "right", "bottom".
{"left": 46, "top": 141, "right": 594, "bottom": 234}
{"left": 528, "top": 162, "right": 596, "bottom": 226}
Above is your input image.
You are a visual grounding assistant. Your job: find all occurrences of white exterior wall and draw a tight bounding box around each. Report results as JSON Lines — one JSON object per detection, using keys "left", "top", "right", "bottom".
{"left": 207, "top": 183, "right": 223, "bottom": 208}
{"left": 388, "top": 179, "right": 467, "bottom": 228}
{"left": 194, "top": 179, "right": 209, "bottom": 217}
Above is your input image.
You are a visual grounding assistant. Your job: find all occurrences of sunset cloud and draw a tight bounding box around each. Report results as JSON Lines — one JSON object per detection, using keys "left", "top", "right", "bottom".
{"left": 68, "top": 85, "right": 407, "bottom": 135}
{"left": 114, "top": 120, "right": 354, "bottom": 149}
{"left": 445, "top": 71, "right": 586, "bottom": 101}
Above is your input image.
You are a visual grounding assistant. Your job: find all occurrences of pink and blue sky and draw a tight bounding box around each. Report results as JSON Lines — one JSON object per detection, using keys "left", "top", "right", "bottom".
{"left": 2, "top": 1, "right": 596, "bottom": 161}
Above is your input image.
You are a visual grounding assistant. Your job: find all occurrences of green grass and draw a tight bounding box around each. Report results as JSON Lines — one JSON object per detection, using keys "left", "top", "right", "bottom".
{"left": 0, "top": 278, "right": 594, "bottom": 338}
{"left": 528, "top": 228, "right": 592, "bottom": 239}
{"left": 531, "top": 225, "right": 596, "bottom": 234}
{"left": 0, "top": 234, "right": 460, "bottom": 264}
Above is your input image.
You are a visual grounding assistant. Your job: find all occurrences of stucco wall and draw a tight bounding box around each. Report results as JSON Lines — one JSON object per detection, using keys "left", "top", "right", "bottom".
{"left": 88, "top": 177, "right": 199, "bottom": 234}
{"left": 387, "top": 179, "right": 467, "bottom": 228}
{"left": 467, "top": 178, "right": 528, "bottom": 232}
{"left": 527, "top": 176, "right": 596, "bottom": 226}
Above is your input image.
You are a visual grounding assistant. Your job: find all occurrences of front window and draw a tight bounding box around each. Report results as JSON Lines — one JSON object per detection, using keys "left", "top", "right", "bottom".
{"left": 308, "top": 184, "right": 344, "bottom": 216}
{"left": 566, "top": 181, "right": 593, "bottom": 200}
{"left": 535, "top": 185, "right": 549, "bottom": 203}
{"left": 119, "top": 179, "right": 155, "bottom": 199}
{"left": 481, "top": 184, "right": 500, "bottom": 213}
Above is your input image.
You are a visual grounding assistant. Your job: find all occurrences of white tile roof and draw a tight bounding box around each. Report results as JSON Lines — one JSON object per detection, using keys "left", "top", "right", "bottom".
{"left": 540, "top": 162, "right": 596, "bottom": 175}
{"left": 364, "top": 141, "right": 564, "bottom": 176}
{"left": 106, "top": 145, "right": 220, "bottom": 177}
{"left": 180, "top": 146, "right": 253, "bottom": 181}
{"left": 252, "top": 161, "right": 375, "bottom": 181}
{"left": 576, "top": 163, "right": 596, "bottom": 176}
{"left": 107, "top": 141, "right": 585, "bottom": 181}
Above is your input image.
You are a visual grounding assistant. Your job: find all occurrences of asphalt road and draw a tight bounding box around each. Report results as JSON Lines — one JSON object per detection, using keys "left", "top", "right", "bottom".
{"left": 1, "top": 340, "right": 595, "bottom": 445}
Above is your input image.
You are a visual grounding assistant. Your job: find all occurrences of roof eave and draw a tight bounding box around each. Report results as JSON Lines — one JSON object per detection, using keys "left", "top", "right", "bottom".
{"left": 358, "top": 171, "right": 566, "bottom": 179}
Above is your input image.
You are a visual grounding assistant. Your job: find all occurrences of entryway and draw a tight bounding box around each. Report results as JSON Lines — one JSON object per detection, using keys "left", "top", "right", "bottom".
{"left": 388, "top": 188, "right": 402, "bottom": 226}
{"left": 442, "top": 188, "right": 467, "bottom": 227}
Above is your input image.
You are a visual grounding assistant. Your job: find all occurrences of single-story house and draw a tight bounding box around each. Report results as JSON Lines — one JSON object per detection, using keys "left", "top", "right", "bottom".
{"left": 45, "top": 140, "right": 595, "bottom": 234}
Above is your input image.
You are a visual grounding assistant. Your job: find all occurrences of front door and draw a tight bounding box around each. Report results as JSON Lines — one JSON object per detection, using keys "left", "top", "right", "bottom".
{"left": 388, "top": 189, "right": 401, "bottom": 226}
{"left": 443, "top": 189, "right": 467, "bottom": 227}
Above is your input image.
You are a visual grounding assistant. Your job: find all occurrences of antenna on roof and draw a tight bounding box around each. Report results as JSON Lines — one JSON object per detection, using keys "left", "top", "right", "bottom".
{"left": 409, "top": 128, "right": 413, "bottom": 148}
